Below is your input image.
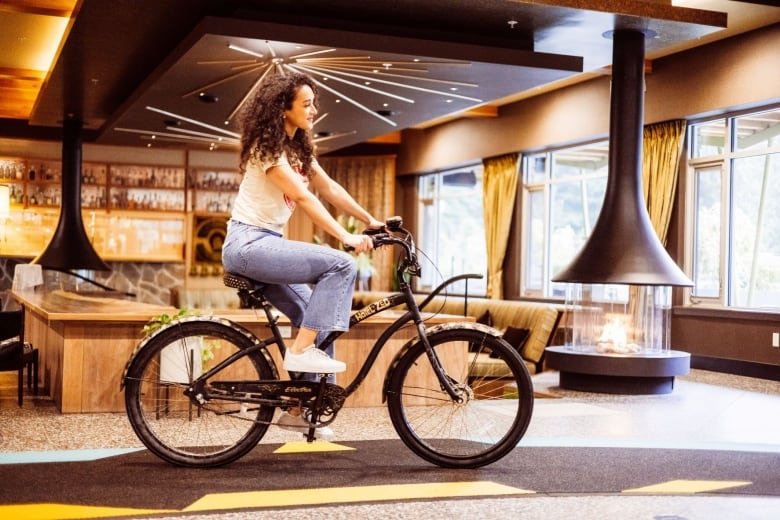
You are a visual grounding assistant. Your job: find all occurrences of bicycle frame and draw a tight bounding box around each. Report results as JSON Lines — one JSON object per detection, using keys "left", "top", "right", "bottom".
{"left": 122, "top": 218, "right": 533, "bottom": 468}
{"left": 177, "top": 271, "right": 483, "bottom": 409}
{"left": 333, "top": 272, "right": 483, "bottom": 401}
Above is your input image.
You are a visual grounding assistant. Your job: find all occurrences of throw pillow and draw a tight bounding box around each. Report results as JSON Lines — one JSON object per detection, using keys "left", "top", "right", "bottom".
{"left": 469, "top": 310, "right": 494, "bottom": 352}
{"left": 476, "top": 310, "right": 493, "bottom": 327}
{"left": 494, "top": 326, "right": 530, "bottom": 358}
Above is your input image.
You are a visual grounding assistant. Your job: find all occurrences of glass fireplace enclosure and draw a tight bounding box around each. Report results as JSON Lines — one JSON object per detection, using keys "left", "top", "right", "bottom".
{"left": 563, "top": 283, "right": 672, "bottom": 355}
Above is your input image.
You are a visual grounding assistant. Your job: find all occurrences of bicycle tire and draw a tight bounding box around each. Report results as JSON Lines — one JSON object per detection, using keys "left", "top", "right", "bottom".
{"left": 124, "top": 318, "right": 276, "bottom": 467}
{"left": 386, "top": 326, "right": 533, "bottom": 468}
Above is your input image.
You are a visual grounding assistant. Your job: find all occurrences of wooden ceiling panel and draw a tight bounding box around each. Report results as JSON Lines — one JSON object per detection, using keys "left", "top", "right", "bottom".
{"left": 0, "top": 0, "right": 76, "bottom": 120}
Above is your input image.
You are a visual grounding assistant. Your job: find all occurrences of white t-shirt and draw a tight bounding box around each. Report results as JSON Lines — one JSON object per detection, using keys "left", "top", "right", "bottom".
{"left": 231, "top": 151, "right": 313, "bottom": 234}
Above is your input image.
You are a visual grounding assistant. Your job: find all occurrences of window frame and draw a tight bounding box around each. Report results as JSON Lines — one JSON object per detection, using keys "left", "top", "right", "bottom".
{"left": 415, "top": 162, "right": 487, "bottom": 296}
{"left": 684, "top": 104, "right": 780, "bottom": 311}
{"left": 520, "top": 139, "right": 609, "bottom": 300}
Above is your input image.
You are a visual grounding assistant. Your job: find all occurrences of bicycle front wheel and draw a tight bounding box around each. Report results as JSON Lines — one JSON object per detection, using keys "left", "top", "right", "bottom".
{"left": 387, "top": 326, "right": 533, "bottom": 468}
{"left": 124, "top": 318, "right": 276, "bottom": 467}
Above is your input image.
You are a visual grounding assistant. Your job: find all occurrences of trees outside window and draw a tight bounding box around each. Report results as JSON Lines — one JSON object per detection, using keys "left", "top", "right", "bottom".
{"left": 687, "top": 107, "right": 780, "bottom": 310}
{"left": 521, "top": 141, "right": 609, "bottom": 298}
{"left": 417, "top": 165, "right": 487, "bottom": 295}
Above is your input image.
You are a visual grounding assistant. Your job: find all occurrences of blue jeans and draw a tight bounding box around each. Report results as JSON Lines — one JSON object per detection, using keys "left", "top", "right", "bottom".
{"left": 222, "top": 220, "right": 357, "bottom": 380}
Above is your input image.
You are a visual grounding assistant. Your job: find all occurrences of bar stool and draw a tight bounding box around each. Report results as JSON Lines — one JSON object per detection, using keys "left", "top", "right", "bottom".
{"left": 0, "top": 309, "right": 39, "bottom": 406}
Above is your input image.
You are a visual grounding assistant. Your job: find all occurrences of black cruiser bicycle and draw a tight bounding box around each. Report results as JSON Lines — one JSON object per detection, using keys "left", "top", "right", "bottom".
{"left": 122, "top": 217, "right": 533, "bottom": 469}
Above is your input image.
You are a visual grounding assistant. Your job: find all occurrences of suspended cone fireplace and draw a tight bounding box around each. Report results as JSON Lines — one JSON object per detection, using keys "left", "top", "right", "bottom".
{"left": 546, "top": 29, "right": 692, "bottom": 395}
{"left": 33, "top": 116, "right": 110, "bottom": 272}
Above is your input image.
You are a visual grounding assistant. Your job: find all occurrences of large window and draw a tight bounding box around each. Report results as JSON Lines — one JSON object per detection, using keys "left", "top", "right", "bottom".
{"left": 688, "top": 107, "right": 780, "bottom": 310}
{"left": 522, "top": 141, "right": 609, "bottom": 298}
{"left": 417, "top": 165, "right": 486, "bottom": 295}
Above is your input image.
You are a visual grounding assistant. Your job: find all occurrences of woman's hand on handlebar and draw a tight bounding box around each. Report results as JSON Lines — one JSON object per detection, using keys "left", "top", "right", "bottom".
{"left": 366, "top": 217, "right": 385, "bottom": 230}
{"left": 343, "top": 216, "right": 401, "bottom": 252}
{"left": 342, "top": 232, "right": 375, "bottom": 253}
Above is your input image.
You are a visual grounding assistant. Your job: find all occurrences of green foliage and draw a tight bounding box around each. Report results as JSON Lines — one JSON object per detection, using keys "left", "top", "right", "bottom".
{"left": 141, "top": 308, "right": 195, "bottom": 338}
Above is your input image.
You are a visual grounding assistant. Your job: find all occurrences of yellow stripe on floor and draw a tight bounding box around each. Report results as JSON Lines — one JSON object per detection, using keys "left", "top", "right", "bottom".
{"left": 273, "top": 440, "right": 357, "bottom": 453}
{"left": 0, "top": 504, "right": 175, "bottom": 520}
{"left": 184, "top": 481, "right": 533, "bottom": 512}
{"left": 623, "top": 480, "right": 752, "bottom": 494}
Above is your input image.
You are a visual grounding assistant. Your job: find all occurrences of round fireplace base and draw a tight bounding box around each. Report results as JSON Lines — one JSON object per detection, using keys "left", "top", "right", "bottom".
{"left": 545, "top": 346, "right": 691, "bottom": 395}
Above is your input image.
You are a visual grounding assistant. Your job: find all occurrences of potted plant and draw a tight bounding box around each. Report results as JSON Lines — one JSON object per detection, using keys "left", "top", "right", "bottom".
{"left": 141, "top": 308, "right": 218, "bottom": 382}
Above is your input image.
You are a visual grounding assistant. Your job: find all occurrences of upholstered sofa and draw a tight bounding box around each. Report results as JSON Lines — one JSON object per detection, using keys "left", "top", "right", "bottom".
{"left": 171, "top": 286, "right": 563, "bottom": 375}
{"left": 352, "top": 291, "right": 562, "bottom": 375}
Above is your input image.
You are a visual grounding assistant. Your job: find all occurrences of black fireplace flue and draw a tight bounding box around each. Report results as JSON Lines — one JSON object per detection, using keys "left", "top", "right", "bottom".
{"left": 33, "top": 116, "right": 111, "bottom": 275}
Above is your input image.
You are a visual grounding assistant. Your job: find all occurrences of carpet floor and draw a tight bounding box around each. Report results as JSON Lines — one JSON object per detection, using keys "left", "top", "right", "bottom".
{"left": 1, "top": 439, "right": 778, "bottom": 518}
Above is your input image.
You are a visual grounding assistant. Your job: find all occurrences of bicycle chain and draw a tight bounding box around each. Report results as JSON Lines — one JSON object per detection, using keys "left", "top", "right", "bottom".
{"left": 198, "top": 382, "right": 348, "bottom": 428}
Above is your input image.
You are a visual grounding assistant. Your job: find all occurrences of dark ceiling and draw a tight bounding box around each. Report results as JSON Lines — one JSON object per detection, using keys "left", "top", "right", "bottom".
{"left": 8, "top": 0, "right": 737, "bottom": 153}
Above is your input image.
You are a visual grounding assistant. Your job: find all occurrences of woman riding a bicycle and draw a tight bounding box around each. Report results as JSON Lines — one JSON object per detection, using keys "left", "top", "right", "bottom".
{"left": 122, "top": 73, "right": 534, "bottom": 470}
{"left": 222, "top": 70, "right": 384, "bottom": 388}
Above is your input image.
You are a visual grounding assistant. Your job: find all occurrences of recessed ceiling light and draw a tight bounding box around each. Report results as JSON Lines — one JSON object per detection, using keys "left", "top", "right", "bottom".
{"left": 198, "top": 92, "right": 219, "bottom": 103}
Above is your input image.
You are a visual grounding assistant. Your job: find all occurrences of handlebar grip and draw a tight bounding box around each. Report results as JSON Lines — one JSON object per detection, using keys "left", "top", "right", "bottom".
{"left": 344, "top": 233, "right": 391, "bottom": 252}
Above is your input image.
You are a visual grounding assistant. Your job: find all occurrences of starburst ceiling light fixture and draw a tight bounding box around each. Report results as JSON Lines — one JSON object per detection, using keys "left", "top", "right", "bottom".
{"left": 115, "top": 39, "right": 483, "bottom": 150}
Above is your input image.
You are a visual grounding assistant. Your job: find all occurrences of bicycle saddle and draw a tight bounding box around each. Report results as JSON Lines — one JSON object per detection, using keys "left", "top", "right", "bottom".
{"left": 223, "top": 272, "right": 260, "bottom": 291}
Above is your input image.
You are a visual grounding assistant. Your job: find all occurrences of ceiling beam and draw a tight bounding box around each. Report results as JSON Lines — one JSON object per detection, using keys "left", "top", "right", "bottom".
{"left": 0, "top": 0, "right": 75, "bottom": 18}
{"left": 461, "top": 105, "right": 498, "bottom": 118}
{"left": 0, "top": 67, "right": 47, "bottom": 81}
{"left": 366, "top": 132, "right": 402, "bottom": 144}
{"left": 199, "top": 17, "right": 584, "bottom": 72}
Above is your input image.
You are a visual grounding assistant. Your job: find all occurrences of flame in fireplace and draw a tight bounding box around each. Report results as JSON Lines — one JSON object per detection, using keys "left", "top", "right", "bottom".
{"left": 597, "top": 314, "right": 640, "bottom": 354}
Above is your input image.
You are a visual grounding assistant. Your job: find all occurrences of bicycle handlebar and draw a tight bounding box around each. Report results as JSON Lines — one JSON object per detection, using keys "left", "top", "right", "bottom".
{"left": 343, "top": 216, "right": 408, "bottom": 252}
{"left": 342, "top": 216, "right": 418, "bottom": 276}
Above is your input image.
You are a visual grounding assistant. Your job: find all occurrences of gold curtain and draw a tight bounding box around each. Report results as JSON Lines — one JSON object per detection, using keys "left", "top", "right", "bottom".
{"left": 482, "top": 153, "right": 520, "bottom": 299}
{"left": 628, "top": 120, "right": 687, "bottom": 332}
{"left": 642, "top": 119, "right": 686, "bottom": 244}
{"left": 317, "top": 155, "right": 396, "bottom": 291}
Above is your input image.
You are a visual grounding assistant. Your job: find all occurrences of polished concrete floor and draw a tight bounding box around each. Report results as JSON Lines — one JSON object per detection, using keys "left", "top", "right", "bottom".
{"left": 1, "top": 368, "right": 779, "bottom": 519}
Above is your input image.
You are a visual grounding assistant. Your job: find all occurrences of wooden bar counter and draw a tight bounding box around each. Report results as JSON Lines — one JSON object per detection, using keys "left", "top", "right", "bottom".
{"left": 13, "top": 289, "right": 469, "bottom": 413}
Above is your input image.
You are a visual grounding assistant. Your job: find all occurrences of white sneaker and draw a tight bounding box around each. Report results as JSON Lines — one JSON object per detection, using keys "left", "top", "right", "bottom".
{"left": 283, "top": 346, "right": 346, "bottom": 373}
{"left": 277, "top": 412, "right": 334, "bottom": 438}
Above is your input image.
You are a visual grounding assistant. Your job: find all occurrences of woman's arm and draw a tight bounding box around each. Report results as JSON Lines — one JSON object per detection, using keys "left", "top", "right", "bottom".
{"left": 266, "top": 163, "right": 374, "bottom": 252}
{"left": 309, "top": 162, "right": 384, "bottom": 229}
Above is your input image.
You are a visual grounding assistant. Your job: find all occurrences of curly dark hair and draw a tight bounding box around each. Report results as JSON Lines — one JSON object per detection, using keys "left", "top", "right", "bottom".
{"left": 238, "top": 71, "right": 318, "bottom": 176}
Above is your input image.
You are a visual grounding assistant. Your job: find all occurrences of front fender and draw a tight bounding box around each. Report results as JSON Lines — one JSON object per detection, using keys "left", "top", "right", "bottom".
{"left": 381, "top": 322, "right": 502, "bottom": 402}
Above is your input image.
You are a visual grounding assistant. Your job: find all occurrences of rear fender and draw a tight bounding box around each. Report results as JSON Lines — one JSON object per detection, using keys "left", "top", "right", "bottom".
{"left": 120, "top": 315, "right": 277, "bottom": 389}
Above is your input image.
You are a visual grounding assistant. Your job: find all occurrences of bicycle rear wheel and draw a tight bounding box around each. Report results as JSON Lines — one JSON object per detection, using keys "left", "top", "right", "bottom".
{"left": 386, "top": 326, "right": 533, "bottom": 468}
{"left": 124, "top": 318, "right": 276, "bottom": 467}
